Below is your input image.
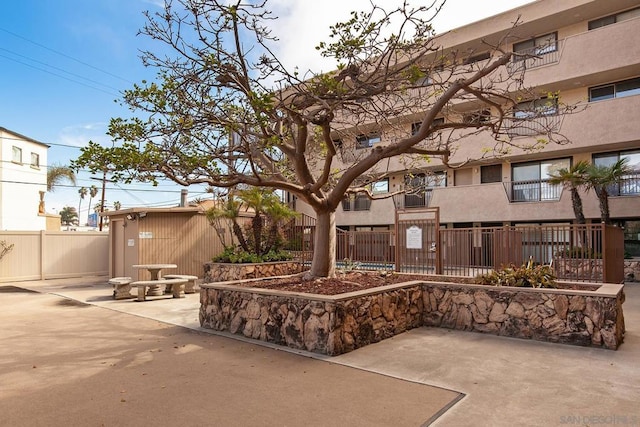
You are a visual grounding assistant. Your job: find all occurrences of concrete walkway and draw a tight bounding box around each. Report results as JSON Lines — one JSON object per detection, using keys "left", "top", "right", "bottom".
{"left": 7, "top": 277, "right": 640, "bottom": 426}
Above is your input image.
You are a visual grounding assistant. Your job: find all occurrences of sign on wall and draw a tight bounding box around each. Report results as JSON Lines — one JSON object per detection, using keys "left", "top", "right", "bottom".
{"left": 406, "top": 226, "right": 422, "bottom": 249}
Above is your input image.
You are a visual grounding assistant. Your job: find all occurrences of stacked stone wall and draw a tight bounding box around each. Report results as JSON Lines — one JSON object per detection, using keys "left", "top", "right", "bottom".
{"left": 199, "top": 285, "right": 424, "bottom": 356}
{"left": 200, "top": 280, "right": 626, "bottom": 355}
{"left": 203, "top": 261, "right": 303, "bottom": 283}
{"left": 422, "top": 285, "right": 625, "bottom": 350}
{"left": 624, "top": 259, "right": 640, "bottom": 282}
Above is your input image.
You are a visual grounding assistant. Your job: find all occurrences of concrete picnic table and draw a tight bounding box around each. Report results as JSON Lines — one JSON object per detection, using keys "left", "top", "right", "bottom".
{"left": 132, "top": 263, "right": 177, "bottom": 296}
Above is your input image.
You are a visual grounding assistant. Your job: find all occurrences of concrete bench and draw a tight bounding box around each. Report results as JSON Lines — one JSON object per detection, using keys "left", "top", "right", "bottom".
{"left": 131, "top": 278, "right": 188, "bottom": 302}
{"left": 108, "top": 277, "right": 133, "bottom": 300}
{"left": 163, "top": 275, "right": 199, "bottom": 294}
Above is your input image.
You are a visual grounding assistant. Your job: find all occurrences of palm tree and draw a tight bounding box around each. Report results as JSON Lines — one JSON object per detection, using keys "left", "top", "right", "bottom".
{"left": 87, "top": 185, "right": 98, "bottom": 225}
{"left": 113, "top": 201, "right": 122, "bottom": 211}
{"left": 59, "top": 206, "right": 78, "bottom": 226}
{"left": 585, "top": 158, "right": 632, "bottom": 225}
{"left": 47, "top": 164, "right": 76, "bottom": 192}
{"left": 548, "top": 161, "right": 589, "bottom": 224}
{"left": 78, "top": 187, "right": 88, "bottom": 223}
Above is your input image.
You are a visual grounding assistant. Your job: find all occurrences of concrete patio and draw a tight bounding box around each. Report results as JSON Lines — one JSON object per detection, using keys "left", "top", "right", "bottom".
{"left": 6, "top": 277, "right": 640, "bottom": 426}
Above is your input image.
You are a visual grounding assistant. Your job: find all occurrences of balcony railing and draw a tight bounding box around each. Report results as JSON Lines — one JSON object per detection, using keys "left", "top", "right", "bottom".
{"left": 392, "top": 189, "right": 434, "bottom": 209}
{"left": 611, "top": 170, "right": 640, "bottom": 196}
{"left": 504, "top": 179, "right": 563, "bottom": 203}
{"left": 508, "top": 39, "right": 562, "bottom": 72}
{"left": 502, "top": 113, "right": 562, "bottom": 138}
{"left": 342, "top": 195, "right": 372, "bottom": 211}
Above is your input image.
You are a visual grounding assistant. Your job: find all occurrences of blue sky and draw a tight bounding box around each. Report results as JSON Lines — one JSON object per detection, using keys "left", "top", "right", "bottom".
{"left": 0, "top": 0, "right": 533, "bottom": 220}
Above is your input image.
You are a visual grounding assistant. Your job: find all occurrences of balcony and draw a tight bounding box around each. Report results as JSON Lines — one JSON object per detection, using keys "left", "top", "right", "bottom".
{"left": 502, "top": 113, "right": 562, "bottom": 138}
{"left": 521, "top": 17, "right": 640, "bottom": 88}
{"left": 609, "top": 170, "right": 640, "bottom": 197}
{"left": 508, "top": 40, "right": 562, "bottom": 72}
{"left": 342, "top": 194, "right": 372, "bottom": 211}
{"left": 503, "top": 179, "right": 563, "bottom": 203}
{"left": 392, "top": 190, "right": 434, "bottom": 210}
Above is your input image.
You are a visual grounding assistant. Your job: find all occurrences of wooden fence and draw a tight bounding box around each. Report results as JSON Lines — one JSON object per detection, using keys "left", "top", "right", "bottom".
{"left": 0, "top": 231, "right": 109, "bottom": 282}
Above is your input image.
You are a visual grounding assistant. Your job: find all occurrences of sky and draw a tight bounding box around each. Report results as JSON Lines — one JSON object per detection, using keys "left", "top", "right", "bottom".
{"left": 0, "top": 0, "right": 534, "bottom": 221}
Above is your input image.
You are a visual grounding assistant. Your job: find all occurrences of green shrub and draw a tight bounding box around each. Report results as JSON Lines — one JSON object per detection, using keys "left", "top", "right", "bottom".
{"left": 476, "top": 259, "right": 558, "bottom": 288}
{"left": 213, "top": 246, "right": 293, "bottom": 264}
{"left": 555, "top": 247, "right": 602, "bottom": 259}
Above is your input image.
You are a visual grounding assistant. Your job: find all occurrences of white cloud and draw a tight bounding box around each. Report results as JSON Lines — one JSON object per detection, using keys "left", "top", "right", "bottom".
{"left": 263, "top": 0, "right": 535, "bottom": 75}
{"left": 58, "top": 123, "right": 110, "bottom": 148}
{"left": 141, "top": 0, "right": 165, "bottom": 9}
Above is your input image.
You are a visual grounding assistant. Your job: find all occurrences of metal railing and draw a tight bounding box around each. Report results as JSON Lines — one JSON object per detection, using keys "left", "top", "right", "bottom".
{"left": 392, "top": 189, "right": 434, "bottom": 209}
{"left": 283, "top": 215, "right": 624, "bottom": 283}
{"left": 508, "top": 39, "right": 562, "bottom": 71}
{"left": 436, "top": 224, "right": 623, "bottom": 282}
{"left": 613, "top": 170, "right": 640, "bottom": 196}
{"left": 504, "top": 179, "right": 563, "bottom": 202}
{"left": 502, "top": 113, "right": 562, "bottom": 137}
{"left": 336, "top": 230, "right": 395, "bottom": 270}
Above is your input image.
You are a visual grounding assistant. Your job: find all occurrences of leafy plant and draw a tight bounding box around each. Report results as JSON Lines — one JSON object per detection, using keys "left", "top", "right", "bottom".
{"left": 213, "top": 246, "right": 292, "bottom": 264}
{"left": 338, "top": 258, "right": 362, "bottom": 274}
{"left": 555, "top": 247, "right": 602, "bottom": 259}
{"left": 206, "top": 188, "right": 298, "bottom": 263}
{"left": 476, "top": 258, "right": 558, "bottom": 288}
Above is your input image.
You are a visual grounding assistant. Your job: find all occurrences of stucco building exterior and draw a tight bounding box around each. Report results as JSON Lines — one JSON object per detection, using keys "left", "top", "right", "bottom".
{"left": 292, "top": 0, "right": 640, "bottom": 255}
{"left": 0, "top": 127, "right": 49, "bottom": 231}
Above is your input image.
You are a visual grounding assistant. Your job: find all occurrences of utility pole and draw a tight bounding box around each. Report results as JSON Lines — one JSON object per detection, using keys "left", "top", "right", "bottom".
{"left": 90, "top": 170, "right": 109, "bottom": 231}
{"left": 99, "top": 169, "right": 106, "bottom": 231}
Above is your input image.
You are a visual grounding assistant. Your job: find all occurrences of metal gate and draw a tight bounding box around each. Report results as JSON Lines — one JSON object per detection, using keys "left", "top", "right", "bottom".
{"left": 395, "top": 207, "right": 441, "bottom": 274}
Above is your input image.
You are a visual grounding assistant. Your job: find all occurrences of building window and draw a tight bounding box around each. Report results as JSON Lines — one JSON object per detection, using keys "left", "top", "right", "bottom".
{"left": 411, "top": 118, "right": 444, "bottom": 135}
{"left": 589, "top": 7, "right": 640, "bottom": 30}
{"left": 463, "top": 109, "right": 491, "bottom": 125}
{"left": 481, "top": 164, "right": 502, "bottom": 183}
{"left": 342, "top": 194, "right": 372, "bottom": 211}
{"left": 511, "top": 158, "right": 569, "bottom": 202}
{"left": 464, "top": 52, "right": 490, "bottom": 65}
{"left": 356, "top": 133, "right": 380, "bottom": 149}
{"left": 589, "top": 77, "right": 640, "bottom": 102}
{"left": 513, "top": 33, "right": 557, "bottom": 59}
{"left": 342, "top": 196, "right": 352, "bottom": 211}
{"left": 370, "top": 179, "right": 389, "bottom": 195}
{"left": 30, "top": 152, "right": 40, "bottom": 169}
{"left": 353, "top": 194, "right": 371, "bottom": 211}
{"left": 12, "top": 146, "right": 22, "bottom": 164}
{"left": 513, "top": 97, "right": 558, "bottom": 118}
{"left": 593, "top": 150, "right": 640, "bottom": 196}
{"left": 399, "top": 172, "right": 446, "bottom": 208}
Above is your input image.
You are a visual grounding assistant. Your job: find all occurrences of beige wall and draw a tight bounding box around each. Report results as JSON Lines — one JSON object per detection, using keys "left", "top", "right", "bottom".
{"left": 108, "top": 211, "right": 227, "bottom": 280}
{"left": 0, "top": 231, "right": 109, "bottom": 282}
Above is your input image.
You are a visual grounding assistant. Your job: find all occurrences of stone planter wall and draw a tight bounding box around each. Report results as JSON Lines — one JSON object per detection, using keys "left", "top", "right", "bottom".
{"left": 203, "top": 261, "right": 304, "bottom": 283}
{"left": 199, "top": 282, "right": 424, "bottom": 356}
{"left": 199, "top": 279, "right": 626, "bottom": 355}
{"left": 624, "top": 259, "right": 640, "bottom": 282}
{"left": 422, "top": 283, "right": 625, "bottom": 350}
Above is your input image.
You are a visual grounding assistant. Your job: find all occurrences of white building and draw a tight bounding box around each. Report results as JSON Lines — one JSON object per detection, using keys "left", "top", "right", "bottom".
{"left": 0, "top": 127, "right": 49, "bottom": 230}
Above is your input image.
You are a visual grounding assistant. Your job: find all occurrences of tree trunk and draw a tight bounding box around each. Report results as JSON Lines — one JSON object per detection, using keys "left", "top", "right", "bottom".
{"left": 307, "top": 210, "right": 336, "bottom": 278}
{"left": 596, "top": 187, "right": 611, "bottom": 225}
{"left": 569, "top": 188, "right": 586, "bottom": 224}
{"left": 231, "top": 219, "right": 249, "bottom": 251}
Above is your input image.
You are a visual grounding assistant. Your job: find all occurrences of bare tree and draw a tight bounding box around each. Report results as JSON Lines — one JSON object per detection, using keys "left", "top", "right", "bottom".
{"left": 74, "top": 0, "right": 577, "bottom": 278}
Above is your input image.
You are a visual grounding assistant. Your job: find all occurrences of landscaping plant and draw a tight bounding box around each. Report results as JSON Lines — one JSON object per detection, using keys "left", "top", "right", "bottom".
{"left": 207, "top": 188, "right": 297, "bottom": 263}
{"left": 476, "top": 257, "right": 558, "bottom": 288}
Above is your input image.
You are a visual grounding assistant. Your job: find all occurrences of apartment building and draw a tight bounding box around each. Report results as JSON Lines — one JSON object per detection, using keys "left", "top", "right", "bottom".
{"left": 292, "top": 0, "right": 640, "bottom": 255}
{"left": 0, "top": 127, "right": 49, "bottom": 230}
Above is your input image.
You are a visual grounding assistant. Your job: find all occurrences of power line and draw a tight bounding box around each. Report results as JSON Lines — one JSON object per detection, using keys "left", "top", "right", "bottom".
{"left": 0, "top": 52, "right": 120, "bottom": 97}
{"left": 0, "top": 26, "right": 134, "bottom": 85}
{"left": 0, "top": 46, "right": 123, "bottom": 93}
